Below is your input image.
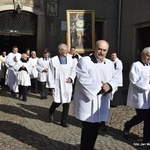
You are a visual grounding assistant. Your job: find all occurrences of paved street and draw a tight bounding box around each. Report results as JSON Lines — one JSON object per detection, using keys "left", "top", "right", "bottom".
{"left": 0, "top": 87, "right": 149, "bottom": 150}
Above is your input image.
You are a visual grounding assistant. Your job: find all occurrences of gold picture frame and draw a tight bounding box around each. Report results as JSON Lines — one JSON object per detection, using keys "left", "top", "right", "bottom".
{"left": 66, "top": 10, "right": 95, "bottom": 54}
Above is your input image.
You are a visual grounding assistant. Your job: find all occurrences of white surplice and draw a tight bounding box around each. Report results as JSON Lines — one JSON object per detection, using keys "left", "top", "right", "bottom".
{"left": 14, "top": 60, "right": 32, "bottom": 86}
{"left": 127, "top": 61, "right": 150, "bottom": 109}
{"left": 46, "top": 55, "right": 76, "bottom": 103}
{"left": 29, "top": 57, "right": 38, "bottom": 79}
{"left": 36, "top": 57, "right": 51, "bottom": 82}
{"left": 5, "top": 52, "right": 21, "bottom": 92}
{"left": 73, "top": 56, "right": 121, "bottom": 123}
{"left": 113, "top": 57, "right": 123, "bottom": 87}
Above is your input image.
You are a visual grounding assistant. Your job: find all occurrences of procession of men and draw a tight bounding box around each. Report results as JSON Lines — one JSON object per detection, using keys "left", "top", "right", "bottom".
{"left": 0, "top": 41, "right": 150, "bottom": 149}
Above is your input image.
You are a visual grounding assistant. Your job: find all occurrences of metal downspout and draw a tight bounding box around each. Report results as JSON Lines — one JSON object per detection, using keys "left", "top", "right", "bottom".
{"left": 117, "top": 0, "right": 122, "bottom": 57}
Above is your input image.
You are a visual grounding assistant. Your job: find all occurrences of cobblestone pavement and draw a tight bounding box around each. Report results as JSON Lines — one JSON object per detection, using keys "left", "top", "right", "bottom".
{"left": 0, "top": 87, "right": 149, "bottom": 150}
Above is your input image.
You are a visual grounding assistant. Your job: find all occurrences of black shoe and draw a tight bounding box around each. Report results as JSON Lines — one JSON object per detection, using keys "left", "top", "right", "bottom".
{"left": 18, "top": 95, "right": 22, "bottom": 100}
{"left": 44, "top": 96, "right": 47, "bottom": 99}
{"left": 27, "top": 90, "right": 31, "bottom": 94}
{"left": 100, "top": 122, "right": 107, "bottom": 131}
{"left": 49, "top": 114, "right": 54, "bottom": 123}
{"left": 123, "top": 123, "right": 129, "bottom": 139}
{"left": 22, "top": 98, "right": 27, "bottom": 102}
{"left": 41, "top": 96, "right": 44, "bottom": 100}
{"left": 61, "top": 122, "right": 68, "bottom": 127}
{"left": 11, "top": 91, "right": 16, "bottom": 97}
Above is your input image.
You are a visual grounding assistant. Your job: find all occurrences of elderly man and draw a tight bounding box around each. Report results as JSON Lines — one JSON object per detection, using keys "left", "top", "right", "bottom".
{"left": 5, "top": 46, "right": 21, "bottom": 96}
{"left": 14, "top": 53, "right": 32, "bottom": 101}
{"left": 47, "top": 43, "right": 76, "bottom": 127}
{"left": 124, "top": 47, "right": 150, "bottom": 142}
{"left": 73, "top": 40, "right": 121, "bottom": 149}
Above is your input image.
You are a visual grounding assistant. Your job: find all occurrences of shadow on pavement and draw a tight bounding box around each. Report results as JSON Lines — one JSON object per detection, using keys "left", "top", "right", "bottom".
{"left": 0, "top": 102, "right": 147, "bottom": 149}
{"left": 1, "top": 88, "right": 149, "bottom": 149}
{"left": 0, "top": 121, "right": 78, "bottom": 150}
{"left": 0, "top": 87, "right": 42, "bottom": 100}
{"left": 98, "top": 126, "right": 149, "bottom": 150}
{"left": 0, "top": 103, "right": 81, "bottom": 128}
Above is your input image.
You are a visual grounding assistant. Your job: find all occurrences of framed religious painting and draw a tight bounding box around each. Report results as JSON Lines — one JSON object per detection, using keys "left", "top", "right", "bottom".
{"left": 66, "top": 10, "right": 95, "bottom": 54}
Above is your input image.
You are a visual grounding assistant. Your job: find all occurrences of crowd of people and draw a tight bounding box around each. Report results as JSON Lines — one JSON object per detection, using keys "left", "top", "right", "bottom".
{"left": 0, "top": 40, "right": 150, "bottom": 149}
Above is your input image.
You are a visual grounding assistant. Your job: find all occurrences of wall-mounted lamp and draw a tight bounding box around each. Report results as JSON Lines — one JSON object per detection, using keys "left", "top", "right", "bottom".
{"left": 14, "top": 2, "right": 22, "bottom": 13}
{"left": 16, "top": 4, "right": 21, "bottom": 13}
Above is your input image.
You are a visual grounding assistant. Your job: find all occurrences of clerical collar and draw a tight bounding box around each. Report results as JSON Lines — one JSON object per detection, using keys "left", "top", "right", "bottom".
{"left": 43, "top": 57, "right": 48, "bottom": 60}
{"left": 89, "top": 53, "right": 106, "bottom": 64}
{"left": 96, "top": 58, "right": 106, "bottom": 64}
{"left": 20, "top": 58, "right": 28, "bottom": 63}
{"left": 140, "top": 60, "right": 149, "bottom": 66}
{"left": 72, "top": 54, "right": 79, "bottom": 59}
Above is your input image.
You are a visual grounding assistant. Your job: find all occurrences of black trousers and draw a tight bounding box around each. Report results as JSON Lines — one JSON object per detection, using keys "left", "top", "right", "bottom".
{"left": 49, "top": 102, "right": 69, "bottom": 123}
{"left": 31, "top": 78, "right": 38, "bottom": 93}
{"left": 80, "top": 121, "right": 100, "bottom": 150}
{"left": 18, "top": 85, "right": 28, "bottom": 100}
{"left": 38, "top": 81, "right": 48, "bottom": 98}
{"left": 0, "top": 78, "right": 5, "bottom": 86}
{"left": 125, "top": 108, "right": 150, "bottom": 141}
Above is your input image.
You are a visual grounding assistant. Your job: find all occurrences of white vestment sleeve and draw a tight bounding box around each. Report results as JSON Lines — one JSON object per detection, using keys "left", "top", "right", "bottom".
{"left": 129, "top": 64, "right": 149, "bottom": 91}
{"left": 68, "top": 58, "right": 76, "bottom": 83}
{"left": 5, "top": 53, "right": 15, "bottom": 67}
{"left": 36, "top": 58, "right": 44, "bottom": 72}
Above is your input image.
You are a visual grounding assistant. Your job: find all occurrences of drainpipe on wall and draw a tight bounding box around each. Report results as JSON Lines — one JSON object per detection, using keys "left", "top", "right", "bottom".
{"left": 117, "top": 0, "right": 122, "bottom": 57}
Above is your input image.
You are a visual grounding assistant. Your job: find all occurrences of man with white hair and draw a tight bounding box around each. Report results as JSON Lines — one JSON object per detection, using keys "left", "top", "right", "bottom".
{"left": 124, "top": 47, "right": 150, "bottom": 142}
{"left": 5, "top": 46, "right": 21, "bottom": 96}
{"left": 47, "top": 43, "right": 76, "bottom": 127}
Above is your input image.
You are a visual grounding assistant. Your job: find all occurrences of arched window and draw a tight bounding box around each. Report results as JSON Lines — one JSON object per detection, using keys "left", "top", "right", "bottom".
{"left": 0, "top": 11, "right": 37, "bottom": 35}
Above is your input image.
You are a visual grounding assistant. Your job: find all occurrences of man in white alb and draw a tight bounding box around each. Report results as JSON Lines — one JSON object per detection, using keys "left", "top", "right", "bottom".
{"left": 73, "top": 40, "right": 121, "bottom": 149}
{"left": 5, "top": 46, "right": 21, "bottom": 96}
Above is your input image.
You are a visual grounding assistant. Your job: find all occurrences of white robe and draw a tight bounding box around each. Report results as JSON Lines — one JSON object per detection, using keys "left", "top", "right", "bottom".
{"left": 0, "top": 55, "right": 7, "bottom": 78}
{"left": 36, "top": 57, "right": 50, "bottom": 82}
{"left": 73, "top": 56, "right": 120, "bottom": 123}
{"left": 29, "top": 57, "right": 38, "bottom": 79}
{"left": 127, "top": 61, "right": 150, "bottom": 109}
{"left": 5, "top": 52, "right": 21, "bottom": 92}
{"left": 112, "top": 58, "right": 123, "bottom": 87}
{"left": 14, "top": 60, "right": 32, "bottom": 86}
{"left": 46, "top": 55, "right": 76, "bottom": 103}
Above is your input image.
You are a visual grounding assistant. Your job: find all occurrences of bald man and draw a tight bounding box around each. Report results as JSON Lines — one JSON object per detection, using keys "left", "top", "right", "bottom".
{"left": 73, "top": 40, "right": 121, "bottom": 149}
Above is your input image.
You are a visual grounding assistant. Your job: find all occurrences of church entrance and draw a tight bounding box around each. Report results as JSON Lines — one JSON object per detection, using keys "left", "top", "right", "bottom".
{"left": 0, "top": 10, "right": 37, "bottom": 54}
{"left": 0, "top": 35, "right": 36, "bottom": 53}
{"left": 137, "top": 26, "right": 150, "bottom": 52}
